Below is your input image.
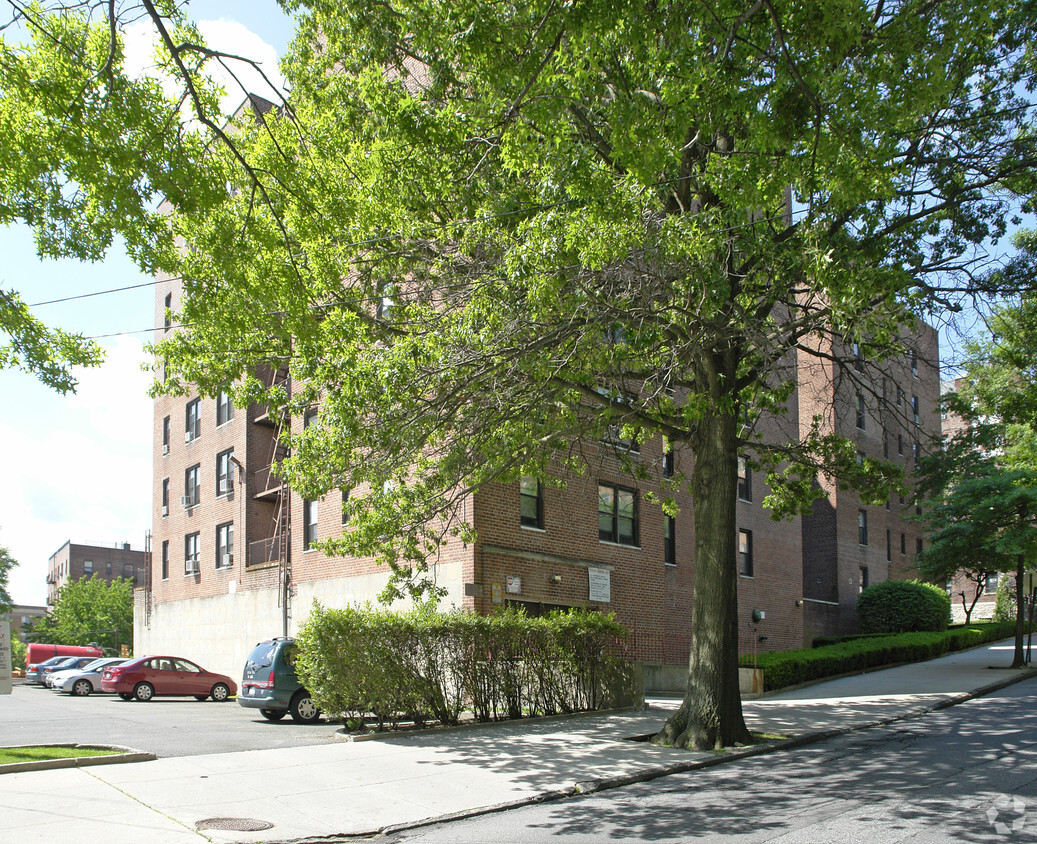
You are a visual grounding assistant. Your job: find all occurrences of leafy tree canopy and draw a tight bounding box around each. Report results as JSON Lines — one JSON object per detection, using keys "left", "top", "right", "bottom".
{"left": 0, "top": 542, "right": 16, "bottom": 614}
{"left": 3, "top": 0, "right": 1037, "bottom": 748}
{"left": 27, "top": 575, "right": 133, "bottom": 653}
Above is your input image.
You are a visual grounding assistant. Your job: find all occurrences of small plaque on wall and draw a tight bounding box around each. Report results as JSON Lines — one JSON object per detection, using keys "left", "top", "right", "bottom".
{"left": 588, "top": 567, "right": 611, "bottom": 603}
{"left": 491, "top": 582, "right": 504, "bottom": 604}
{"left": 506, "top": 575, "right": 522, "bottom": 594}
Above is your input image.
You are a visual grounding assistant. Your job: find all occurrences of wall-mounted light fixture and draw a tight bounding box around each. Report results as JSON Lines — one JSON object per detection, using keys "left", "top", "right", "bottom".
{"left": 548, "top": 574, "right": 562, "bottom": 585}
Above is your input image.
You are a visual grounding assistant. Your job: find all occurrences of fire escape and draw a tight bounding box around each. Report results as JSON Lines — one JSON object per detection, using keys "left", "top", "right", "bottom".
{"left": 251, "top": 365, "right": 293, "bottom": 637}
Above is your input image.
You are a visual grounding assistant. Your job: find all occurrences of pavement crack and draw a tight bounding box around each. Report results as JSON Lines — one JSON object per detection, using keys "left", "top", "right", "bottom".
{"left": 82, "top": 767, "right": 215, "bottom": 841}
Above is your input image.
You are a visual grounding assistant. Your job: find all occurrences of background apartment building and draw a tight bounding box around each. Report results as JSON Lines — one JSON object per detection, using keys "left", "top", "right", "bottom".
{"left": 138, "top": 274, "right": 939, "bottom": 682}
{"left": 47, "top": 540, "right": 149, "bottom": 607}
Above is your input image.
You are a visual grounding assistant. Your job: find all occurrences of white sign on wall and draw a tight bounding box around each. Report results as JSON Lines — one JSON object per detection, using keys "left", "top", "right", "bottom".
{"left": 588, "top": 568, "right": 611, "bottom": 603}
{"left": 506, "top": 575, "right": 522, "bottom": 595}
{"left": 0, "top": 620, "right": 12, "bottom": 696}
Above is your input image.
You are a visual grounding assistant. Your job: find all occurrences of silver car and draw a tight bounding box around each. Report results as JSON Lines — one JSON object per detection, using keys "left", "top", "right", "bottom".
{"left": 53, "top": 658, "right": 129, "bottom": 696}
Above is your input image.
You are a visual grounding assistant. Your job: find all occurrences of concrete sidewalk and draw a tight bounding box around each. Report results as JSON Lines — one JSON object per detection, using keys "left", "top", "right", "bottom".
{"left": 2, "top": 639, "right": 1034, "bottom": 844}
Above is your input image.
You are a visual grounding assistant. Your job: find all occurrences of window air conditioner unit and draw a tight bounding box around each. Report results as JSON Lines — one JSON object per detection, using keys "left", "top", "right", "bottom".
{"left": 162, "top": 444, "right": 169, "bottom": 455}
{"left": 181, "top": 495, "right": 195, "bottom": 509}
{"left": 161, "top": 505, "right": 168, "bottom": 517}
{"left": 185, "top": 431, "right": 193, "bottom": 443}
{"left": 221, "top": 553, "right": 233, "bottom": 567}
{"left": 186, "top": 559, "right": 199, "bottom": 574}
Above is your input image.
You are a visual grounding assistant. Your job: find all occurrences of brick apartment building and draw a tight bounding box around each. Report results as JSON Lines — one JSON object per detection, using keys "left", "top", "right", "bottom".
{"left": 48, "top": 540, "right": 149, "bottom": 607}
{"left": 136, "top": 269, "right": 940, "bottom": 682}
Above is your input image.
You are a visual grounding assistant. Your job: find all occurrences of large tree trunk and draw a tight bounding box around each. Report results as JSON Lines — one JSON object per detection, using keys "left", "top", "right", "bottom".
{"left": 1012, "top": 553, "right": 1026, "bottom": 669}
{"left": 654, "top": 406, "right": 752, "bottom": 750}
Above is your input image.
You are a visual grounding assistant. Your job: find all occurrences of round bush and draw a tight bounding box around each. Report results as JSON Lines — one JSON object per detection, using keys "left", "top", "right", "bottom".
{"left": 856, "top": 580, "right": 950, "bottom": 633}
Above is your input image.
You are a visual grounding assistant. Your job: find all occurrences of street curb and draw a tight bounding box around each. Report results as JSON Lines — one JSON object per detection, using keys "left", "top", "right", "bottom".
{"left": 0, "top": 744, "right": 156, "bottom": 775}
{"left": 271, "top": 667, "right": 1037, "bottom": 844}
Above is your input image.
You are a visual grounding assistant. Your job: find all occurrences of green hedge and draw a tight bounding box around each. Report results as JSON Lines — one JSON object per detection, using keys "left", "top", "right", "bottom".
{"left": 739, "top": 621, "right": 1021, "bottom": 691}
{"left": 857, "top": 580, "right": 951, "bottom": 633}
{"left": 295, "top": 603, "right": 636, "bottom": 729}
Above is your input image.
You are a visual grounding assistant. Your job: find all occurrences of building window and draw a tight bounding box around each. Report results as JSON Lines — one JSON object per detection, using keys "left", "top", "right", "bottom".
{"left": 163, "top": 292, "right": 172, "bottom": 330}
{"left": 737, "top": 457, "right": 752, "bottom": 502}
{"left": 664, "top": 515, "right": 676, "bottom": 566}
{"left": 216, "top": 449, "right": 234, "bottom": 496}
{"left": 738, "top": 529, "right": 753, "bottom": 577}
{"left": 185, "top": 398, "right": 201, "bottom": 442}
{"left": 342, "top": 489, "right": 351, "bottom": 524}
{"left": 304, "top": 408, "right": 317, "bottom": 429}
{"left": 185, "top": 532, "right": 200, "bottom": 574}
{"left": 161, "top": 479, "right": 169, "bottom": 517}
{"left": 856, "top": 393, "right": 866, "bottom": 430}
{"left": 858, "top": 509, "right": 868, "bottom": 545}
{"left": 896, "top": 386, "right": 904, "bottom": 407}
{"left": 898, "top": 433, "right": 903, "bottom": 456}
{"left": 303, "top": 499, "right": 318, "bottom": 550}
{"left": 184, "top": 464, "right": 200, "bottom": 509}
{"left": 598, "top": 483, "right": 638, "bottom": 546}
{"left": 520, "top": 476, "right": 544, "bottom": 529}
{"left": 161, "top": 541, "right": 169, "bottom": 580}
{"left": 916, "top": 537, "right": 923, "bottom": 557}
{"left": 162, "top": 415, "right": 170, "bottom": 455}
{"left": 859, "top": 566, "right": 869, "bottom": 592}
{"left": 663, "top": 443, "right": 674, "bottom": 478}
{"left": 84, "top": 559, "right": 93, "bottom": 574}
{"left": 123, "top": 564, "right": 134, "bottom": 580}
{"left": 217, "top": 391, "right": 234, "bottom": 426}
{"left": 886, "top": 530, "right": 891, "bottom": 561}
{"left": 985, "top": 572, "right": 999, "bottom": 593}
{"left": 913, "top": 440, "right": 920, "bottom": 467}
{"left": 852, "top": 342, "right": 864, "bottom": 372}
{"left": 901, "top": 532, "right": 906, "bottom": 554}
{"left": 910, "top": 347, "right": 918, "bottom": 375}
{"left": 912, "top": 395, "right": 920, "bottom": 425}
{"left": 105, "top": 562, "right": 111, "bottom": 577}
{"left": 216, "top": 522, "right": 234, "bottom": 568}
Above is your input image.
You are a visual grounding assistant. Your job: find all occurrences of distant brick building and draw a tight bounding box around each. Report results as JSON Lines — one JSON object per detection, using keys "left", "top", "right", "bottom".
{"left": 137, "top": 268, "right": 941, "bottom": 682}
{"left": 47, "top": 541, "right": 149, "bottom": 606}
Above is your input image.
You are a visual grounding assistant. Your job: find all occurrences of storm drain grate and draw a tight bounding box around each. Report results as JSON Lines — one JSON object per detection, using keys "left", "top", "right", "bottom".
{"left": 195, "top": 817, "right": 275, "bottom": 832}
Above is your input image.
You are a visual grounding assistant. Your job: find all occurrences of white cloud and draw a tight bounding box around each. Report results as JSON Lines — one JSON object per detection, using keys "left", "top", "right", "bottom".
{"left": 0, "top": 337, "right": 153, "bottom": 607}
{"left": 122, "top": 17, "right": 285, "bottom": 118}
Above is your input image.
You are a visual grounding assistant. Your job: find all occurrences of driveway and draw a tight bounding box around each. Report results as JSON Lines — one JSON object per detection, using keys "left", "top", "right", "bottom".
{"left": 0, "top": 681, "right": 342, "bottom": 757}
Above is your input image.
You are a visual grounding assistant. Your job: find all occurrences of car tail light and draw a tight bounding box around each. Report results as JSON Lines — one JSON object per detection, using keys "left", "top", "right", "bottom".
{"left": 249, "top": 669, "right": 276, "bottom": 690}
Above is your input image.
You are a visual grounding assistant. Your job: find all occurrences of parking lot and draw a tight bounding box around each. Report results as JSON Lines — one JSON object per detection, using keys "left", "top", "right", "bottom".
{"left": 0, "top": 681, "right": 343, "bottom": 757}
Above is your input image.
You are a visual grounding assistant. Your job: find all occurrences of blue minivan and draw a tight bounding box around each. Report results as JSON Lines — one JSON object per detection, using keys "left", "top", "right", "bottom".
{"left": 238, "top": 637, "right": 321, "bottom": 724}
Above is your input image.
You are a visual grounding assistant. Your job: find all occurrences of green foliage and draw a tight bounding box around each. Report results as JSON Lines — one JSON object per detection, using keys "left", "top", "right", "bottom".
{"left": 993, "top": 576, "right": 1018, "bottom": 623}
{"left": 0, "top": 543, "right": 15, "bottom": 614}
{"left": 10, "top": 634, "right": 26, "bottom": 667}
{"left": 856, "top": 580, "right": 950, "bottom": 634}
{"left": 28, "top": 576, "right": 133, "bottom": 654}
{"left": 295, "top": 602, "right": 635, "bottom": 729}
{"left": 741, "top": 622, "right": 1021, "bottom": 691}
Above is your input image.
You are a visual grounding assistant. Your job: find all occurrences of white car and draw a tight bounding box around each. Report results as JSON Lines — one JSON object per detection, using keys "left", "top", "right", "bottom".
{"left": 51, "top": 658, "right": 127, "bottom": 695}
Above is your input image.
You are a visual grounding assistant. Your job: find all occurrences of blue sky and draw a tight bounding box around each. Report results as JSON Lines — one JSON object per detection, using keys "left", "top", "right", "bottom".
{"left": 1, "top": 2, "right": 292, "bottom": 605}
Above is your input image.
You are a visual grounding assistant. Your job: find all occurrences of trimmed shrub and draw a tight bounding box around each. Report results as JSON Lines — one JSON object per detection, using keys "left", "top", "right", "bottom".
{"left": 993, "top": 576, "right": 1016, "bottom": 622}
{"left": 857, "top": 579, "right": 950, "bottom": 633}
{"left": 295, "top": 602, "right": 635, "bottom": 729}
{"left": 740, "top": 620, "right": 1020, "bottom": 691}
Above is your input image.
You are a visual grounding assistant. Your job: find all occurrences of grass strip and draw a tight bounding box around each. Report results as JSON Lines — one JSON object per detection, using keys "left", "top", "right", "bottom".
{"left": 0, "top": 745, "right": 125, "bottom": 765}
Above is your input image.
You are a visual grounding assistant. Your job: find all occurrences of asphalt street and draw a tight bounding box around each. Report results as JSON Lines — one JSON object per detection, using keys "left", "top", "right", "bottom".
{"left": 390, "top": 678, "right": 1037, "bottom": 843}
{"left": 0, "top": 681, "right": 342, "bottom": 756}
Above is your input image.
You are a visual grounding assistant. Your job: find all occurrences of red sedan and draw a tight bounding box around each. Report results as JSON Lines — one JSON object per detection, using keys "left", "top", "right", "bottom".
{"left": 101, "top": 656, "right": 237, "bottom": 702}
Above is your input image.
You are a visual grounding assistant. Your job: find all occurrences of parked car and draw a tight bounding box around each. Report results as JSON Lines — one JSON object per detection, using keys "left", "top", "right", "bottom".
{"left": 238, "top": 637, "right": 321, "bottom": 724}
{"left": 52, "top": 658, "right": 128, "bottom": 696}
{"left": 43, "top": 656, "right": 103, "bottom": 688}
{"left": 101, "top": 656, "right": 237, "bottom": 702}
{"left": 25, "top": 655, "right": 75, "bottom": 685}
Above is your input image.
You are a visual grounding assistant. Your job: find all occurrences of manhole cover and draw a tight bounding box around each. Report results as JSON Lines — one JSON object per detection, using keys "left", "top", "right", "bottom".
{"left": 195, "top": 817, "right": 274, "bottom": 832}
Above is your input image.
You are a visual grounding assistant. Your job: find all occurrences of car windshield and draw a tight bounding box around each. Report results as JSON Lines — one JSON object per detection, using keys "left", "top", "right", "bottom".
{"left": 81, "top": 658, "right": 111, "bottom": 671}
{"left": 246, "top": 642, "right": 278, "bottom": 669}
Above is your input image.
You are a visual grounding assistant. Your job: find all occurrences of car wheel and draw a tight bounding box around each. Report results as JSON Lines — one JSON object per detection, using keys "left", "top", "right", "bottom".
{"left": 133, "top": 682, "right": 154, "bottom": 702}
{"left": 289, "top": 690, "right": 321, "bottom": 724}
{"left": 72, "top": 679, "right": 93, "bottom": 697}
{"left": 261, "top": 708, "right": 287, "bottom": 722}
{"left": 210, "top": 683, "right": 230, "bottom": 702}
{"left": 118, "top": 692, "right": 133, "bottom": 701}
